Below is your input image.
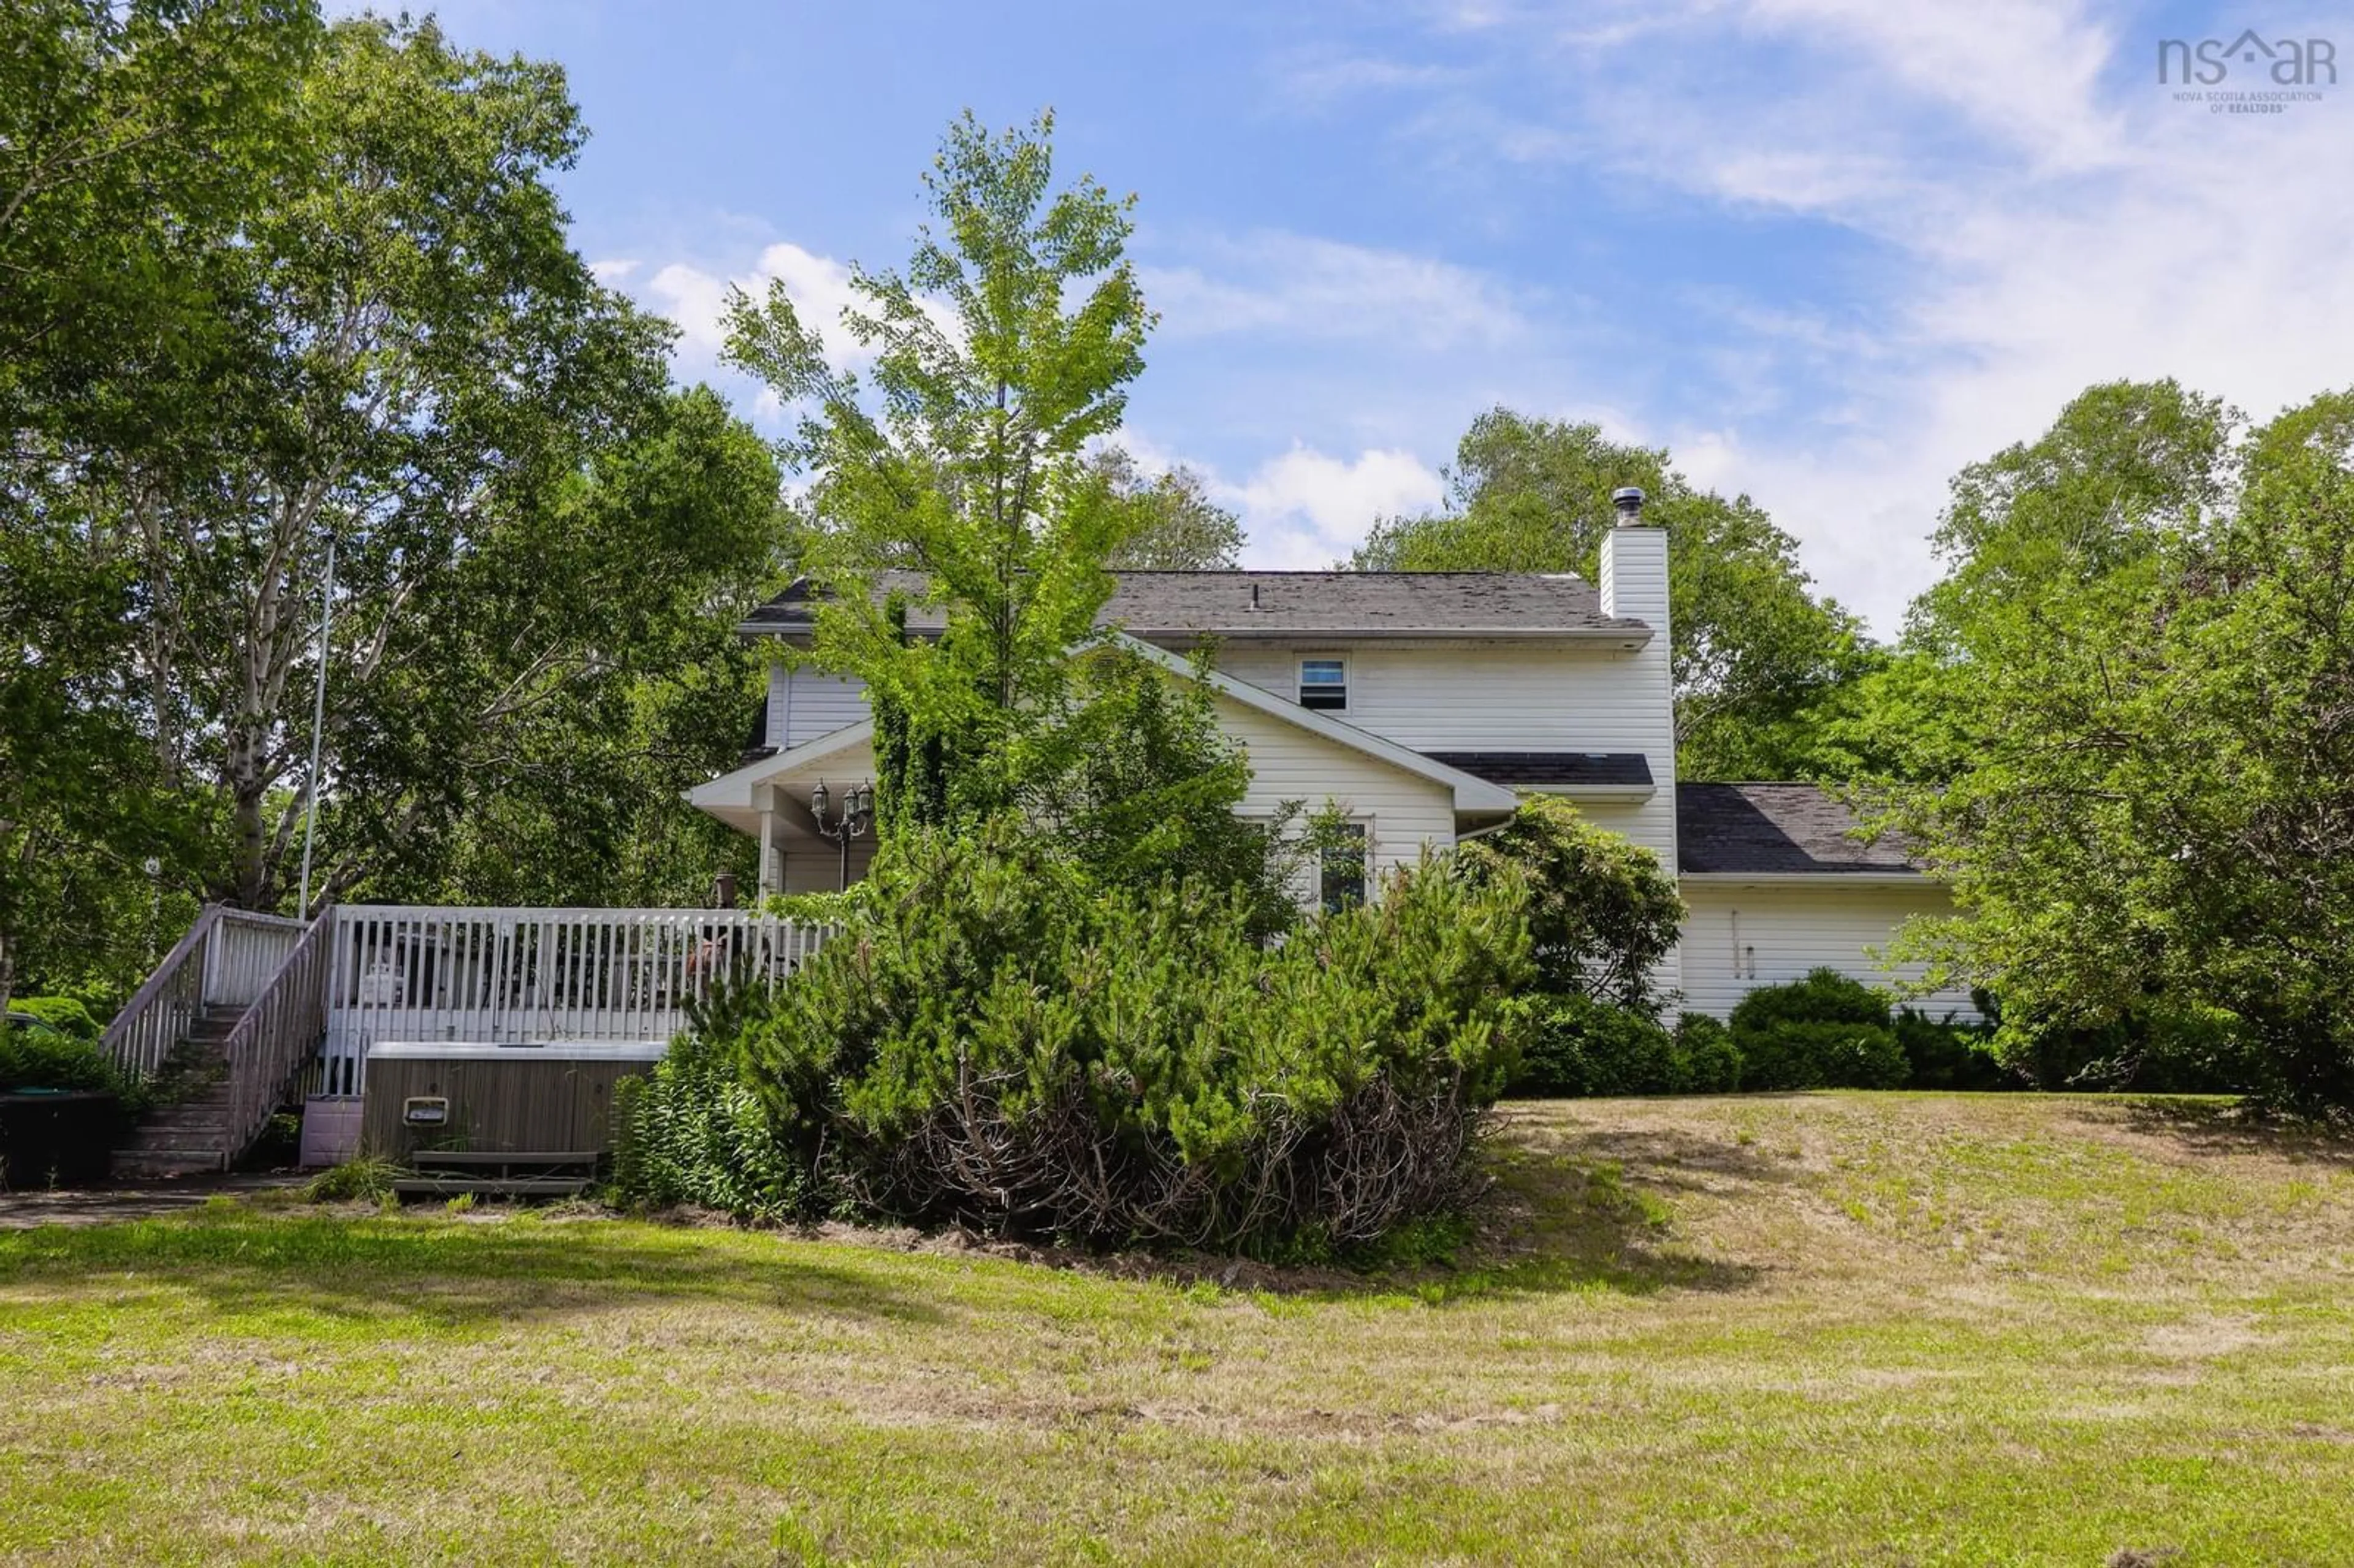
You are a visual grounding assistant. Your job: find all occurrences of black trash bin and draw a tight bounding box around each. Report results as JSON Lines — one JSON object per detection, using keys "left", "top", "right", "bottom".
{"left": 0, "top": 1091, "right": 121, "bottom": 1189}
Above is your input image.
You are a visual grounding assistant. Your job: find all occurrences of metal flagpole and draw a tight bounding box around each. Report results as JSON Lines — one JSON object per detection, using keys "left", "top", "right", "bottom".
{"left": 295, "top": 534, "right": 336, "bottom": 919}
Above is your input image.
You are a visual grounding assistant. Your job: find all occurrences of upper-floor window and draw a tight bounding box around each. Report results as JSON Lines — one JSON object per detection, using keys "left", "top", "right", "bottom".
{"left": 1298, "top": 657, "right": 1348, "bottom": 711}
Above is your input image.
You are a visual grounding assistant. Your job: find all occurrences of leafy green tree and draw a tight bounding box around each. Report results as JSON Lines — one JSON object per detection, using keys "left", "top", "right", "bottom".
{"left": 343, "top": 388, "right": 785, "bottom": 908}
{"left": 1089, "top": 450, "right": 1244, "bottom": 569}
{"left": 102, "top": 18, "right": 765, "bottom": 913}
{"left": 1007, "top": 645, "right": 1303, "bottom": 933}
{"left": 1352, "top": 409, "right": 1868, "bottom": 780}
{"left": 6, "top": 7, "right": 784, "bottom": 1003}
{"left": 1785, "top": 381, "right": 2242, "bottom": 791}
{"left": 1884, "top": 384, "right": 2354, "bottom": 1112}
{"left": 1909, "top": 379, "right": 2237, "bottom": 653}
{"left": 0, "top": 0, "right": 316, "bottom": 430}
{"left": 1453, "top": 795, "right": 1684, "bottom": 1012}
{"left": 723, "top": 110, "right": 1150, "bottom": 835}
{"left": 1, "top": 0, "right": 318, "bottom": 1010}
{"left": 0, "top": 517, "right": 202, "bottom": 1014}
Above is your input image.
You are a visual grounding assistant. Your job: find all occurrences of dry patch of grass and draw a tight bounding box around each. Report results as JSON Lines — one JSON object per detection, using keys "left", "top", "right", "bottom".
{"left": 3, "top": 1094, "right": 2352, "bottom": 1564}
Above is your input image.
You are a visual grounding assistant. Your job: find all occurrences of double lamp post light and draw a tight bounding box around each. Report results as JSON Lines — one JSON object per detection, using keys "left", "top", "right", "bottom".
{"left": 808, "top": 779, "right": 874, "bottom": 891}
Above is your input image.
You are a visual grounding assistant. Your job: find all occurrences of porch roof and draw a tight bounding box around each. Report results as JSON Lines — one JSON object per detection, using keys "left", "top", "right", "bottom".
{"left": 688, "top": 721, "right": 876, "bottom": 834}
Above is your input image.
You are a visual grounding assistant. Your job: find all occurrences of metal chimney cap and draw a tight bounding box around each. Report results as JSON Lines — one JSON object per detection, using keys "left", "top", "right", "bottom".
{"left": 1610, "top": 485, "right": 1647, "bottom": 516}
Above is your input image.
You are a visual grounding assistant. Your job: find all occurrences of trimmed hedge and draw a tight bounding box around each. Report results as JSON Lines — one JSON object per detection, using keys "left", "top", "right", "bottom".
{"left": 1493, "top": 969, "right": 2011, "bottom": 1099}
{"left": 1729, "top": 970, "right": 1902, "bottom": 1090}
{"left": 1723, "top": 969, "right": 2002, "bottom": 1092}
{"left": 1672, "top": 1012, "right": 1744, "bottom": 1094}
{"left": 6, "top": 997, "right": 100, "bottom": 1043}
{"left": 1734, "top": 1019, "right": 1909, "bottom": 1090}
{"left": 1507, "top": 997, "right": 1745, "bottom": 1098}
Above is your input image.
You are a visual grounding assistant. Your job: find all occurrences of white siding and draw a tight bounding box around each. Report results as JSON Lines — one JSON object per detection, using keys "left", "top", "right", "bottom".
{"left": 1217, "top": 692, "right": 1459, "bottom": 885}
{"left": 1676, "top": 880, "right": 1980, "bottom": 1022}
{"left": 1206, "top": 639, "right": 1678, "bottom": 864}
{"left": 747, "top": 686, "right": 1458, "bottom": 898}
{"left": 782, "top": 837, "right": 875, "bottom": 894}
{"left": 766, "top": 663, "right": 870, "bottom": 751}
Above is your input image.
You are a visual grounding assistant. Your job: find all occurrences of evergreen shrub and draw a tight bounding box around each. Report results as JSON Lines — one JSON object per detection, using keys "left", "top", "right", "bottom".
{"left": 614, "top": 826, "right": 1534, "bottom": 1250}
{"left": 1728, "top": 969, "right": 1908, "bottom": 1090}
{"left": 6, "top": 997, "right": 101, "bottom": 1043}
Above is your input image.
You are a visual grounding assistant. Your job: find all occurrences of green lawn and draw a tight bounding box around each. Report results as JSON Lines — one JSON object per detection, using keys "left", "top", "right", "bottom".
{"left": 3, "top": 1094, "right": 2352, "bottom": 1566}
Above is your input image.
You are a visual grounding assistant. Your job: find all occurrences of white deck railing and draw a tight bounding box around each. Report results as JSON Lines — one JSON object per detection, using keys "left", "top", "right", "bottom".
{"left": 221, "top": 908, "right": 336, "bottom": 1163}
{"left": 315, "top": 906, "right": 836, "bottom": 1095}
{"left": 206, "top": 910, "right": 310, "bottom": 1008}
{"left": 100, "top": 905, "right": 307, "bottom": 1083}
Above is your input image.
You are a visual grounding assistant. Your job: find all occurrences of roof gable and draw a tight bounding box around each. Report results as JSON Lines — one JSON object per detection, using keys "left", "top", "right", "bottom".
{"left": 1112, "top": 635, "right": 1522, "bottom": 815}
{"left": 687, "top": 639, "right": 1524, "bottom": 820}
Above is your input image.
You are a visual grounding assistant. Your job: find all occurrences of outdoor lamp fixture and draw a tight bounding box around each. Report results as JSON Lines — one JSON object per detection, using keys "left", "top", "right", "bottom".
{"left": 810, "top": 780, "right": 874, "bottom": 891}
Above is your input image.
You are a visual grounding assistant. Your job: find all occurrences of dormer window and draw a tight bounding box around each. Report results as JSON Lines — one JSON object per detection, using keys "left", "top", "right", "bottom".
{"left": 1298, "top": 658, "right": 1348, "bottom": 711}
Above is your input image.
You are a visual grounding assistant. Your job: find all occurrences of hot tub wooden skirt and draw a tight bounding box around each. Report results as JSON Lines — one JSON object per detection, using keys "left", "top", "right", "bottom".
{"left": 360, "top": 1041, "right": 666, "bottom": 1160}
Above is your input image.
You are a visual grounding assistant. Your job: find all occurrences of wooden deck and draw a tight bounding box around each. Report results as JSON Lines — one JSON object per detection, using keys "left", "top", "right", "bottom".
{"left": 319, "top": 907, "right": 834, "bottom": 1095}
{"left": 99, "top": 904, "right": 836, "bottom": 1171}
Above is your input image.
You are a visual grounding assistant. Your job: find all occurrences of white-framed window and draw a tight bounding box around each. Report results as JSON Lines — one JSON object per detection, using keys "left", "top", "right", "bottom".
{"left": 1298, "top": 657, "right": 1348, "bottom": 712}
{"left": 1319, "top": 821, "right": 1368, "bottom": 913}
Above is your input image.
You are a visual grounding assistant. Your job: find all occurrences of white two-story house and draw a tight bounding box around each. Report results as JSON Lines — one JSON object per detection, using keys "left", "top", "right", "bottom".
{"left": 688, "top": 496, "right": 1975, "bottom": 1020}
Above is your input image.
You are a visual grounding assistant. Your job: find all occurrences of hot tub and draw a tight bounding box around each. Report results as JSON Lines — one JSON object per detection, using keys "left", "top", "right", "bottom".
{"left": 359, "top": 1040, "right": 668, "bottom": 1160}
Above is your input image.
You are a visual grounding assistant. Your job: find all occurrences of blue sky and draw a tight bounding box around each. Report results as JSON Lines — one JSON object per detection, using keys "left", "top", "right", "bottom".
{"left": 386, "top": 1, "right": 2354, "bottom": 634}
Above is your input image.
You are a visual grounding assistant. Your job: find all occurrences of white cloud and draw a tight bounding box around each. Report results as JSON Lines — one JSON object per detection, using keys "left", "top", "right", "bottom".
{"left": 1275, "top": 52, "right": 1466, "bottom": 106}
{"left": 1385, "top": 0, "right": 2354, "bottom": 633}
{"left": 587, "top": 257, "right": 641, "bottom": 284}
{"left": 1743, "top": 0, "right": 2124, "bottom": 170}
{"left": 639, "top": 240, "right": 871, "bottom": 374}
{"left": 1141, "top": 234, "right": 1531, "bottom": 351}
{"left": 1226, "top": 445, "right": 1449, "bottom": 568}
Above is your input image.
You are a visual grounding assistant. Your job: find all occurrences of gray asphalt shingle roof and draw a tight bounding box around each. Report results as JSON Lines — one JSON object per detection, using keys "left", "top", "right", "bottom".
{"left": 741, "top": 570, "right": 1651, "bottom": 639}
{"left": 1424, "top": 752, "right": 1654, "bottom": 788}
{"left": 1675, "top": 783, "right": 1922, "bottom": 875}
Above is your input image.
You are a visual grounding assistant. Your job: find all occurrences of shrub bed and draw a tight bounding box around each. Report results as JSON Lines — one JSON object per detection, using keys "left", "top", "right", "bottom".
{"left": 1507, "top": 997, "right": 1743, "bottom": 1098}
{"left": 0, "top": 1022, "right": 129, "bottom": 1097}
{"left": 6, "top": 997, "right": 101, "bottom": 1043}
{"left": 1727, "top": 969, "right": 1903, "bottom": 1090}
{"left": 615, "top": 828, "right": 1534, "bottom": 1252}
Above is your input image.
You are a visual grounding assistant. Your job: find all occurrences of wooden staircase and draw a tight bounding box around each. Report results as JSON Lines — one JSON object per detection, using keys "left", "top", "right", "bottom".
{"left": 100, "top": 905, "right": 335, "bottom": 1184}
{"left": 111, "top": 1005, "right": 246, "bottom": 1179}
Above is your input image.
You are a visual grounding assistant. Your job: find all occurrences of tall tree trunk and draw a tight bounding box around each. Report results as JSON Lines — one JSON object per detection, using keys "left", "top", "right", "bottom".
{"left": 227, "top": 723, "right": 273, "bottom": 910}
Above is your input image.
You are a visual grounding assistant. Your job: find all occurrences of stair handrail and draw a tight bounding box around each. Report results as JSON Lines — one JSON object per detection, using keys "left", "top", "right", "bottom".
{"left": 101, "top": 902, "right": 228, "bottom": 1084}
{"left": 219, "top": 905, "right": 337, "bottom": 1163}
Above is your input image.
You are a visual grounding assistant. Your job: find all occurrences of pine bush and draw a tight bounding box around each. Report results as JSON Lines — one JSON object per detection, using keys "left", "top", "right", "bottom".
{"left": 613, "top": 826, "right": 1535, "bottom": 1250}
